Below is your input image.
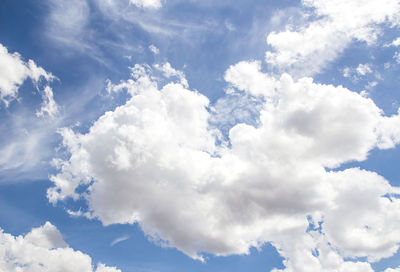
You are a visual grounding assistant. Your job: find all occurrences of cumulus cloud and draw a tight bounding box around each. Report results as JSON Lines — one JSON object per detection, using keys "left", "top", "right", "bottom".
{"left": 48, "top": 61, "right": 400, "bottom": 270}
{"left": 265, "top": 0, "right": 400, "bottom": 76}
{"left": 224, "top": 61, "right": 276, "bottom": 96}
{"left": 0, "top": 222, "right": 121, "bottom": 272}
{"left": 356, "top": 63, "right": 373, "bottom": 76}
{"left": 0, "top": 43, "right": 56, "bottom": 111}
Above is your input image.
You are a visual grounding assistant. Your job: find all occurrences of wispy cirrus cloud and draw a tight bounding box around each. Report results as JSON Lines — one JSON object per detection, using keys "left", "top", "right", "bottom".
{"left": 110, "top": 235, "right": 130, "bottom": 247}
{"left": 0, "top": 43, "right": 60, "bottom": 180}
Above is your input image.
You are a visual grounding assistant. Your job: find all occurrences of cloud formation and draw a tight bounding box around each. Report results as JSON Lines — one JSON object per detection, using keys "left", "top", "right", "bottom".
{"left": 48, "top": 59, "right": 400, "bottom": 270}
{"left": 0, "top": 43, "right": 57, "bottom": 114}
{"left": 110, "top": 235, "right": 130, "bottom": 247}
{"left": 0, "top": 222, "right": 121, "bottom": 272}
{"left": 0, "top": 43, "right": 61, "bottom": 180}
{"left": 38, "top": 0, "right": 400, "bottom": 270}
{"left": 130, "top": 0, "right": 162, "bottom": 9}
{"left": 265, "top": 0, "right": 400, "bottom": 76}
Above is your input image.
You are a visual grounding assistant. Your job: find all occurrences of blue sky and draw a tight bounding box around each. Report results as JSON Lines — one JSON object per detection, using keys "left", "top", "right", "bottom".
{"left": 2, "top": 0, "right": 400, "bottom": 271}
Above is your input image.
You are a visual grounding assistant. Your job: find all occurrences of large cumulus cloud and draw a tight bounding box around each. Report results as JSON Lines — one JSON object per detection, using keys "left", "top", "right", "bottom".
{"left": 48, "top": 60, "right": 400, "bottom": 270}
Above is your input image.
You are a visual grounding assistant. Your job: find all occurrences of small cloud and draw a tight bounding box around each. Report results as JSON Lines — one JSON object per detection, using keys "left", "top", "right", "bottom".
{"left": 36, "top": 86, "right": 60, "bottom": 118}
{"left": 343, "top": 64, "right": 374, "bottom": 81}
{"left": 110, "top": 235, "right": 130, "bottom": 247}
{"left": 65, "top": 208, "right": 94, "bottom": 219}
{"left": 393, "top": 37, "right": 400, "bottom": 47}
{"left": 224, "top": 20, "right": 236, "bottom": 32}
{"left": 364, "top": 81, "right": 378, "bottom": 90}
{"left": 149, "top": 44, "right": 160, "bottom": 55}
{"left": 343, "top": 67, "right": 351, "bottom": 78}
{"left": 356, "top": 63, "right": 372, "bottom": 76}
{"left": 394, "top": 51, "right": 400, "bottom": 64}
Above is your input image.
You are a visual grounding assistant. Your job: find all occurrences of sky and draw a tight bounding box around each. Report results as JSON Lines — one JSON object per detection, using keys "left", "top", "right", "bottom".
{"left": 1, "top": 0, "right": 400, "bottom": 271}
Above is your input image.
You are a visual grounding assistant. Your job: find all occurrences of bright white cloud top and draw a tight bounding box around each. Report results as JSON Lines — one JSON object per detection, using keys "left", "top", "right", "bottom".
{"left": 0, "top": 222, "right": 120, "bottom": 272}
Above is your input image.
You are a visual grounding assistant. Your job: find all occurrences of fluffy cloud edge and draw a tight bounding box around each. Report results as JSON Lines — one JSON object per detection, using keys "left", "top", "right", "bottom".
{"left": 0, "top": 43, "right": 59, "bottom": 117}
{"left": 0, "top": 222, "right": 121, "bottom": 272}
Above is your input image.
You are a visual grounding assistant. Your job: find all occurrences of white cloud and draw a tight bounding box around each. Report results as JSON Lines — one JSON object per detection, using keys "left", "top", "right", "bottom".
{"left": 24, "top": 221, "right": 67, "bottom": 249}
{"left": 0, "top": 109, "right": 63, "bottom": 180}
{"left": 36, "top": 85, "right": 60, "bottom": 118}
{"left": 0, "top": 43, "right": 55, "bottom": 107}
{"left": 0, "top": 43, "right": 61, "bottom": 180}
{"left": 0, "top": 222, "right": 121, "bottom": 272}
{"left": 390, "top": 37, "right": 400, "bottom": 47}
{"left": 130, "top": 0, "right": 162, "bottom": 9}
{"left": 356, "top": 63, "right": 372, "bottom": 76}
{"left": 265, "top": 0, "right": 400, "bottom": 76}
{"left": 94, "top": 0, "right": 211, "bottom": 39}
{"left": 394, "top": 51, "right": 400, "bottom": 64}
{"left": 386, "top": 267, "right": 400, "bottom": 272}
{"left": 224, "top": 20, "right": 236, "bottom": 32}
{"left": 153, "top": 62, "right": 188, "bottom": 88}
{"left": 48, "top": 63, "right": 400, "bottom": 269}
{"left": 343, "top": 64, "right": 377, "bottom": 83}
{"left": 46, "top": 0, "right": 90, "bottom": 49}
{"left": 343, "top": 67, "right": 351, "bottom": 78}
{"left": 224, "top": 61, "right": 276, "bottom": 96}
{"left": 365, "top": 81, "right": 378, "bottom": 91}
{"left": 110, "top": 235, "right": 130, "bottom": 247}
{"left": 149, "top": 44, "right": 160, "bottom": 55}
